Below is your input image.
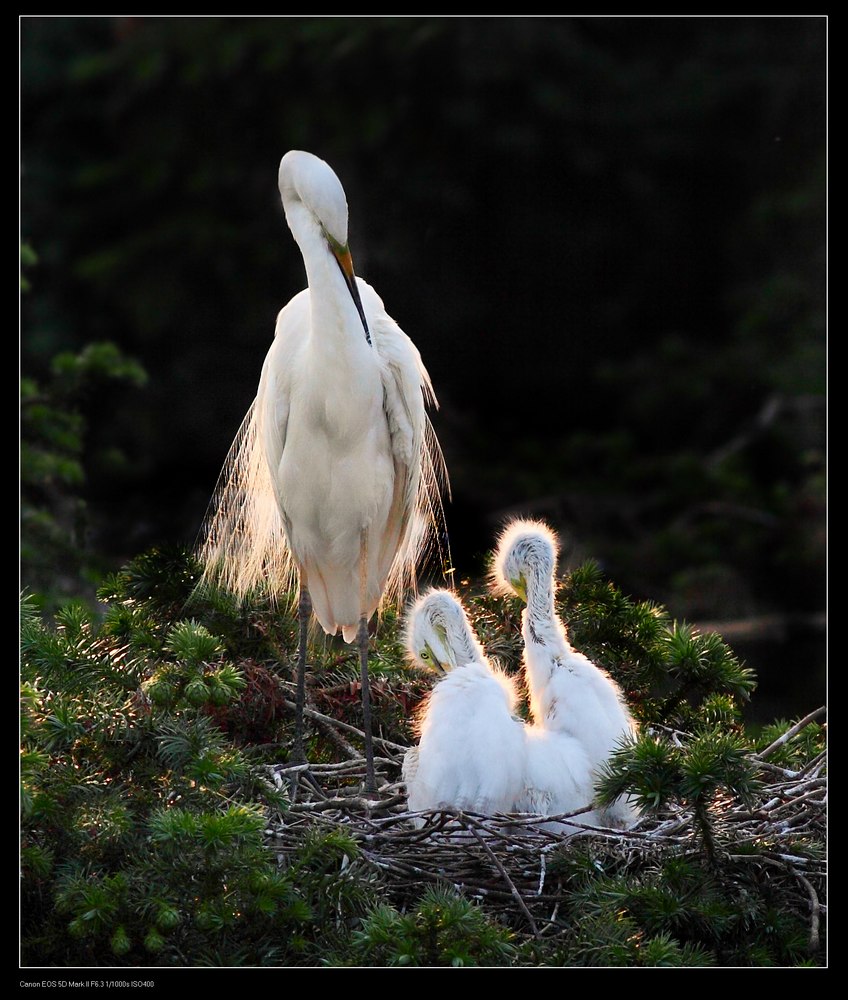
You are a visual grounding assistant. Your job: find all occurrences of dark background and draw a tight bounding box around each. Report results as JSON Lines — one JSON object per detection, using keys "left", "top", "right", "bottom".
{"left": 20, "top": 16, "right": 826, "bottom": 724}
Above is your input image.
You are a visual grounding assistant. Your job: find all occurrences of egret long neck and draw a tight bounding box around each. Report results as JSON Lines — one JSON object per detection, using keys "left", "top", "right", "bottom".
{"left": 285, "top": 203, "right": 368, "bottom": 354}
{"left": 523, "top": 562, "right": 559, "bottom": 645}
{"left": 446, "top": 618, "right": 482, "bottom": 668}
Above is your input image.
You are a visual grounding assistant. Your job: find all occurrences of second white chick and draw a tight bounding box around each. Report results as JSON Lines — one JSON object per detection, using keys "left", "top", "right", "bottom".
{"left": 492, "top": 519, "right": 641, "bottom": 830}
{"left": 404, "top": 589, "right": 599, "bottom": 833}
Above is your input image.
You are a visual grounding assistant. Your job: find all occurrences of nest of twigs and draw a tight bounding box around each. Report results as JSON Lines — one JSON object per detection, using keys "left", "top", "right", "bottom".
{"left": 263, "top": 696, "right": 826, "bottom": 951}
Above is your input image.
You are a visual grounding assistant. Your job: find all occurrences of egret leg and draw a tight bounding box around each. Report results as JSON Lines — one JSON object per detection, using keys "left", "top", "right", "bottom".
{"left": 293, "top": 584, "right": 311, "bottom": 765}
{"left": 288, "top": 585, "right": 323, "bottom": 799}
{"left": 359, "top": 530, "right": 377, "bottom": 795}
{"left": 358, "top": 615, "right": 377, "bottom": 795}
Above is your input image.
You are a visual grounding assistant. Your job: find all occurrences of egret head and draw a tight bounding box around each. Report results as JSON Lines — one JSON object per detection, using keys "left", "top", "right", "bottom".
{"left": 405, "top": 589, "right": 484, "bottom": 674}
{"left": 491, "top": 518, "right": 559, "bottom": 602}
{"left": 278, "top": 150, "right": 371, "bottom": 342}
{"left": 278, "top": 150, "right": 349, "bottom": 247}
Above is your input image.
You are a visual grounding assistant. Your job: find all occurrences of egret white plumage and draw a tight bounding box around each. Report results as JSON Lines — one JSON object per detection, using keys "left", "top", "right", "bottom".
{"left": 198, "top": 150, "right": 447, "bottom": 792}
{"left": 492, "top": 519, "right": 640, "bottom": 828}
{"left": 402, "top": 589, "right": 526, "bottom": 818}
{"left": 517, "top": 725, "right": 598, "bottom": 832}
{"left": 403, "top": 589, "right": 598, "bottom": 832}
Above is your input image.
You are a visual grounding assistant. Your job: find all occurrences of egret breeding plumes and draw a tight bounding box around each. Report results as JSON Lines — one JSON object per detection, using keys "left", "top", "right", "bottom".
{"left": 403, "top": 589, "right": 598, "bottom": 833}
{"left": 198, "top": 151, "right": 448, "bottom": 792}
{"left": 492, "top": 519, "right": 640, "bottom": 829}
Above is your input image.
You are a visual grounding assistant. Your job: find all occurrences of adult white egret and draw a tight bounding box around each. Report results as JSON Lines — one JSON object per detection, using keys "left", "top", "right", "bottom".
{"left": 198, "top": 150, "right": 448, "bottom": 792}
{"left": 403, "top": 589, "right": 597, "bottom": 832}
{"left": 492, "top": 519, "right": 640, "bottom": 828}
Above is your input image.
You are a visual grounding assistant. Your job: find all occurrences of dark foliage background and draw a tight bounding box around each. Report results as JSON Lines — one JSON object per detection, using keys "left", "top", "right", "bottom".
{"left": 21, "top": 16, "right": 826, "bottom": 724}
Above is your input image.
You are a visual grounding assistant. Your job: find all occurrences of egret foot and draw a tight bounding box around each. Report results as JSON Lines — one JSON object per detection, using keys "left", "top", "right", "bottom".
{"left": 286, "top": 761, "right": 325, "bottom": 802}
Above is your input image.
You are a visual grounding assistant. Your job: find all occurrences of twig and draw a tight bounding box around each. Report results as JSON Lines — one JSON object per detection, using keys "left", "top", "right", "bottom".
{"left": 315, "top": 714, "right": 360, "bottom": 757}
{"left": 756, "top": 707, "right": 826, "bottom": 760}
{"left": 472, "top": 828, "right": 540, "bottom": 939}
{"left": 288, "top": 792, "right": 406, "bottom": 814}
{"left": 283, "top": 698, "right": 408, "bottom": 753}
{"left": 798, "top": 749, "right": 828, "bottom": 778}
{"left": 791, "top": 872, "right": 822, "bottom": 953}
{"left": 539, "top": 902, "right": 560, "bottom": 935}
{"left": 768, "top": 786, "right": 827, "bottom": 815}
{"left": 537, "top": 852, "right": 546, "bottom": 897}
{"left": 755, "top": 760, "right": 803, "bottom": 780}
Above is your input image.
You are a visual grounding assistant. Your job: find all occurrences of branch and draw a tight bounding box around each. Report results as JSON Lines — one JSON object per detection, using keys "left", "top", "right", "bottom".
{"left": 471, "top": 829, "right": 540, "bottom": 939}
{"left": 314, "top": 714, "right": 360, "bottom": 758}
{"left": 756, "top": 707, "right": 827, "bottom": 761}
{"left": 788, "top": 870, "right": 821, "bottom": 953}
{"left": 283, "top": 698, "right": 408, "bottom": 754}
{"left": 288, "top": 792, "right": 407, "bottom": 814}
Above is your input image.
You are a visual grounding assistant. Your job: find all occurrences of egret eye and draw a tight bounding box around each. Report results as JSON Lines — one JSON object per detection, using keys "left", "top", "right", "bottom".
{"left": 420, "top": 649, "right": 430, "bottom": 660}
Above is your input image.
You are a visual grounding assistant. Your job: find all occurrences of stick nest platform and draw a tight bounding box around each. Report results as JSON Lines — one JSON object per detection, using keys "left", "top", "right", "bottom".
{"left": 263, "top": 700, "right": 826, "bottom": 951}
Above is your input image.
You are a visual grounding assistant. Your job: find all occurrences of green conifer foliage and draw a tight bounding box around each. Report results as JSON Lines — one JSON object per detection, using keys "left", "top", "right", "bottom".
{"left": 342, "top": 886, "right": 518, "bottom": 967}
{"left": 21, "top": 545, "right": 825, "bottom": 967}
{"left": 21, "top": 334, "right": 148, "bottom": 610}
{"left": 19, "top": 582, "right": 370, "bottom": 966}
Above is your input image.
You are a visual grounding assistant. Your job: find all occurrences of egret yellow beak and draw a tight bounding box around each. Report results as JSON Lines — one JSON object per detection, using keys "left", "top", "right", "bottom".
{"left": 513, "top": 573, "right": 528, "bottom": 603}
{"left": 422, "top": 642, "right": 449, "bottom": 675}
{"left": 330, "top": 243, "right": 371, "bottom": 345}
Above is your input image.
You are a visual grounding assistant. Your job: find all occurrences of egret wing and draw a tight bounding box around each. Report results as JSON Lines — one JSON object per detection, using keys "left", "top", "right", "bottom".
{"left": 369, "top": 300, "right": 450, "bottom": 608}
